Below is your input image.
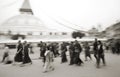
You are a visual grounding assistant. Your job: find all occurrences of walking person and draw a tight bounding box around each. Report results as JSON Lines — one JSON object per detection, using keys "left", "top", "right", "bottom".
{"left": 29, "top": 43, "right": 34, "bottom": 54}
{"left": 110, "top": 40, "right": 116, "bottom": 54}
{"left": 61, "top": 42, "right": 68, "bottom": 63}
{"left": 42, "top": 43, "right": 47, "bottom": 65}
{"left": 96, "top": 41, "right": 106, "bottom": 68}
{"left": 43, "top": 46, "right": 54, "bottom": 73}
{"left": 54, "top": 43, "right": 60, "bottom": 57}
{"left": 115, "top": 40, "right": 120, "bottom": 55}
{"left": 50, "top": 43, "right": 56, "bottom": 57}
{"left": 39, "top": 41, "right": 44, "bottom": 59}
{"left": 20, "top": 41, "right": 32, "bottom": 66}
{"left": 74, "top": 40, "right": 83, "bottom": 66}
{"left": 1, "top": 45, "right": 12, "bottom": 64}
{"left": 93, "top": 38, "right": 98, "bottom": 62}
{"left": 13, "top": 40, "right": 23, "bottom": 64}
{"left": 69, "top": 42, "right": 75, "bottom": 65}
{"left": 84, "top": 42, "right": 92, "bottom": 61}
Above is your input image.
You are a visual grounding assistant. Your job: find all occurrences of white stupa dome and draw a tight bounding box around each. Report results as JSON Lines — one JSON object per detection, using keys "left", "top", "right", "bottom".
{"left": 0, "top": 0, "right": 56, "bottom": 35}
{"left": 0, "top": 14, "right": 50, "bottom": 34}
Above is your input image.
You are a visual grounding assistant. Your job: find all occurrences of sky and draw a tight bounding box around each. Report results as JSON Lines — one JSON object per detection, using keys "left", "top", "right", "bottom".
{"left": 0, "top": 0, "right": 120, "bottom": 32}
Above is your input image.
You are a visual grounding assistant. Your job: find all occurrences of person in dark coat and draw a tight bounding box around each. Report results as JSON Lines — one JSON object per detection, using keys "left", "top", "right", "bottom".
{"left": 74, "top": 40, "right": 83, "bottom": 66}
{"left": 115, "top": 40, "right": 120, "bottom": 54}
{"left": 50, "top": 43, "right": 56, "bottom": 57}
{"left": 54, "top": 43, "right": 60, "bottom": 57}
{"left": 61, "top": 42, "right": 68, "bottom": 63}
{"left": 96, "top": 41, "right": 106, "bottom": 68}
{"left": 74, "top": 40, "right": 82, "bottom": 53}
{"left": 84, "top": 42, "right": 92, "bottom": 61}
{"left": 93, "top": 38, "right": 98, "bottom": 61}
{"left": 42, "top": 43, "right": 47, "bottom": 64}
{"left": 110, "top": 40, "right": 116, "bottom": 54}
{"left": 69, "top": 42, "right": 75, "bottom": 65}
{"left": 21, "top": 41, "right": 32, "bottom": 65}
{"left": 14, "top": 40, "right": 23, "bottom": 62}
{"left": 39, "top": 41, "right": 44, "bottom": 58}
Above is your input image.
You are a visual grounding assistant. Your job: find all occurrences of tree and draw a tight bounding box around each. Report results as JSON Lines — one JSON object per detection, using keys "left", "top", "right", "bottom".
{"left": 78, "top": 32, "right": 85, "bottom": 38}
{"left": 72, "top": 31, "right": 77, "bottom": 38}
{"left": 72, "top": 31, "right": 85, "bottom": 39}
{"left": 11, "top": 34, "right": 26, "bottom": 40}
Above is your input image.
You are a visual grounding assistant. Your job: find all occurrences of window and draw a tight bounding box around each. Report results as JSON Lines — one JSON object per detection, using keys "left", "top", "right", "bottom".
{"left": 62, "top": 32, "right": 67, "bottom": 35}
{"left": 49, "top": 32, "right": 52, "bottom": 35}
{"left": 54, "top": 32, "right": 57, "bottom": 35}
{"left": 27, "top": 32, "right": 32, "bottom": 35}
{"left": 40, "top": 32, "right": 42, "bottom": 35}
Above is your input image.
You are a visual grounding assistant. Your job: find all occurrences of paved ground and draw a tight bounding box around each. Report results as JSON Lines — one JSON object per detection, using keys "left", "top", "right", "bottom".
{"left": 0, "top": 48, "right": 120, "bottom": 77}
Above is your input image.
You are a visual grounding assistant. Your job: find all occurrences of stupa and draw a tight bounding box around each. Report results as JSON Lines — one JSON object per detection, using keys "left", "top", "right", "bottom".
{"left": 0, "top": 0, "right": 50, "bottom": 35}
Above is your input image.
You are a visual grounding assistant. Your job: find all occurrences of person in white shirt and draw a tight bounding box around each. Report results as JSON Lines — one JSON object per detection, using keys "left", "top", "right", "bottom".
{"left": 43, "top": 46, "right": 54, "bottom": 73}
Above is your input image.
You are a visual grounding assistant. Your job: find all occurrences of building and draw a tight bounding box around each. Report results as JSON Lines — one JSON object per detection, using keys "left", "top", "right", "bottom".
{"left": 87, "top": 27, "right": 100, "bottom": 37}
{"left": 0, "top": 0, "right": 72, "bottom": 40}
{"left": 103, "top": 22, "right": 120, "bottom": 39}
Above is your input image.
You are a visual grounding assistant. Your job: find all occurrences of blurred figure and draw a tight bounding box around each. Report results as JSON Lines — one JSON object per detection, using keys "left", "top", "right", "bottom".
{"left": 14, "top": 40, "right": 23, "bottom": 63}
{"left": 104, "top": 42, "right": 109, "bottom": 52}
{"left": 21, "top": 41, "right": 32, "bottom": 66}
{"left": 115, "top": 40, "right": 120, "bottom": 55}
{"left": 42, "top": 43, "right": 47, "bottom": 64}
{"left": 84, "top": 42, "right": 92, "bottom": 61}
{"left": 96, "top": 41, "right": 106, "bottom": 68}
{"left": 39, "top": 41, "right": 43, "bottom": 58}
{"left": 43, "top": 46, "right": 54, "bottom": 73}
{"left": 1, "top": 45, "right": 12, "bottom": 64}
{"left": 39, "top": 42, "right": 46, "bottom": 61}
{"left": 74, "top": 40, "right": 83, "bottom": 66}
{"left": 93, "top": 38, "right": 98, "bottom": 62}
{"left": 29, "top": 43, "right": 34, "bottom": 54}
{"left": 61, "top": 42, "right": 68, "bottom": 63}
{"left": 110, "top": 40, "right": 116, "bottom": 54}
{"left": 54, "top": 43, "right": 60, "bottom": 57}
{"left": 49, "top": 43, "right": 56, "bottom": 57}
{"left": 69, "top": 42, "right": 75, "bottom": 65}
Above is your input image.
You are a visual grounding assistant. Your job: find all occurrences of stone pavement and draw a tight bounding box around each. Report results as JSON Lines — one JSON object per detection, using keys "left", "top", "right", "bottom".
{"left": 0, "top": 48, "right": 120, "bottom": 77}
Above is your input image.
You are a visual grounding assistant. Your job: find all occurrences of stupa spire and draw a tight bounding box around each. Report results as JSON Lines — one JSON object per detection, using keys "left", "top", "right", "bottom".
{"left": 19, "top": 0, "right": 33, "bottom": 15}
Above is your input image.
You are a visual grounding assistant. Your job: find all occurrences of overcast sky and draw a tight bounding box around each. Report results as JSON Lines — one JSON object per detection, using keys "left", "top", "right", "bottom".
{"left": 0, "top": 0, "right": 120, "bottom": 31}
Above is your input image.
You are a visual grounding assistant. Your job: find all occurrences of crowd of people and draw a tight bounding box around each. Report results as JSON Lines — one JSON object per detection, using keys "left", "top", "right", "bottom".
{"left": 108, "top": 39, "right": 120, "bottom": 54}
{"left": 0, "top": 38, "right": 109, "bottom": 73}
